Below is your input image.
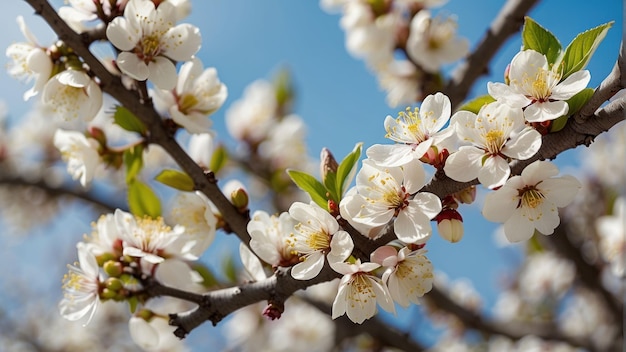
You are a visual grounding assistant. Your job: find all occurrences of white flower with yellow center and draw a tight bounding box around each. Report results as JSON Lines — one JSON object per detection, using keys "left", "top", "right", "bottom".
{"left": 153, "top": 58, "right": 227, "bottom": 134}
{"left": 59, "top": 242, "right": 101, "bottom": 325}
{"left": 331, "top": 260, "right": 395, "bottom": 324}
{"left": 5, "top": 16, "right": 53, "bottom": 101}
{"left": 42, "top": 69, "right": 103, "bottom": 121}
{"left": 482, "top": 160, "right": 581, "bottom": 242}
{"left": 53, "top": 128, "right": 101, "bottom": 187}
{"left": 105, "top": 0, "right": 201, "bottom": 90}
{"left": 167, "top": 191, "right": 217, "bottom": 259}
{"left": 248, "top": 210, "right": 299, "bottom": 268}
{"left": 114, "top": 209, "right": 186, "bottom": 264}
{"left": 406, "top": 10, "right": 469, "bottom": 73}
{"left": 371, "top": 246, "right": 434, "bottom": 307}
{"left": 367, "top": 92, "right": 454, "bottom": 167}
{"left": 340, "top": 159, "right": 442, "bottom": 244}
{"left": 488, "top": 49, "right": 591, "bottom": 122}
{"left": 287, "top": 202, "right": 354, "bottom": 280}
{"left": 444, "top": 102, "right": 542, "bottom": 189}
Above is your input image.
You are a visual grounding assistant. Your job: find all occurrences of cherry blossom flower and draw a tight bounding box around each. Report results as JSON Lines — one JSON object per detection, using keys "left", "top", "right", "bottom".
{"left": 225, "top": 80, "right": 276, "bottom": 144}
{"left": 167, "top": 191, "right": 217, "bottom": 259}
{"left": 259, "top": 114, "right": 309, "bottom": 170}
{"left": 83, "top": 213, "right": 122, "bottom": 257}
{"left": 153, "top": 58, "right": 227, "bottom": 133}
{"left": 331, "top": 260, "right": 395, "bottom": 324}
{"left": 482, "top": 160, "right": 582, "bottom": 242}
{"left": 59, "top": 242, "right": 102, "bottom": 325}
{"left": 53, "top": 128, "right": 101, "bottom": 187}
{"left": 377, "top": 60, "right": 423, "bottom": 108}
{"left": 340, "top": 160, "right": 442, "bottom": 244}
{"left": 129, "top": 298, "right": 189, "bottom": 351}
{"left": 247, "top": 210, "right": 299, "bottom": 267}
{"left": 367, "top": 92, "right": 454, "bottom": 167}
{"left": 114, "top": 209, "right": 187, "bottom": 264}
{"left": 5, "top": 16, "right": 53, "bottom": 101}
{"left": 371, "top": 246, "right": 434, "bottom": 307}
{"left": 405, "top": 10, "right": 469, "bottom": 73}
{"left": 105, "top": 0, "right": 201, "bottom": 89}
{"left": 187, "top": 132, "right": 216, "bottom": 169}
{"left": 595, "top": 197, "right": 626, "bottom": 277}
{"left": 488, "top": 49, "right": 591, "bottom": 122}
{"left": 286, "top": 202, "right": 354, "bottom": 280}
{"left": 444, "top": 102, "right": 542, "bottom": 189}
{"left": 42, "top": 69, "right": 103, "bottom": 121}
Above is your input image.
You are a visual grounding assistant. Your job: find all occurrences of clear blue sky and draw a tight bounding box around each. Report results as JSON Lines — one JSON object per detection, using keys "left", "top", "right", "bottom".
{"left": 0, "top": 0, "right": 622, "bottom": 349}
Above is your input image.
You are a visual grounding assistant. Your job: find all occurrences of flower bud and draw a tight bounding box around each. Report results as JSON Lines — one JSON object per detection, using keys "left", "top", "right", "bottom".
{"left": 320, "top": 147, "right": 338, "bottom": 185}
{"left": 436, "top": 208, "right": 464, "bottom": 243}
{"left": 105, "top": 277, "right": 123, "bottom": 291}
{"left": 103, "top": 260, "right": 123, "bottom": 277}
{"left": 230, "top": 188, "right": 249, "bottom": 212}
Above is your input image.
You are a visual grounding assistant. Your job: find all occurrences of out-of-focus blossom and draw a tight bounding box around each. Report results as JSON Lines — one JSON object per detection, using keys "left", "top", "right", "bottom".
{"left": 53, "top": 128, "right": 101, "bottom": 187}
{"left": 596, "top": 197, "right": 626, "bottom": 277}
{"left": 187, "top": 132, "right": 216, "bottom": 169}
{"left": 167, "top": 191, "right": 217, "bottom": 259}
{"left": 59, "top": 242, "right": 102, "bottom": 325}
{"left": 225, "top": 80, "right": 276, "bottom": 144}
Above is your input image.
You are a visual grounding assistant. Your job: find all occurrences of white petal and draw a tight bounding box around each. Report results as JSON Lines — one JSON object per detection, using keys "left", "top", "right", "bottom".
{"left": 395, "top": 206, "right": 433, "bottom": 244}
{"left": 291, "top": 251, "right": 325, "bottom": 280}
{"left": 487, "top": 82, "right": 531, "bottom": 108}
{"left": 443, "top": 147, "right": 483, "bottom": 182}
{"left": 483, "top": 187, "right": 519, "bottom": 222}
{"left": 524, "top": 101, "right": 568, "bottom": 122}
{"left": 148, "top": 57, "right": 177, "bottom": 90}
{"left": 163, "top": 24, "right": 202, "bottom": 62}
{"left": 129, "top": 317, "right": 159, "bottom": 349}
{"left": 366, "top": 144, "right": 415, "bottom": 167}
{"left": 478, "top": 156, "right": 510, "bottom": 189}
{"left": 503, "top": 127, "right": 542, "bottom": 160}
{"left": 521, "top": 160, "right": 559, "bottom": 185}
{"left": 551, "top": 70, "right": 591, "bottom": 100}
{"left": 116, "top": 52, "right": 149, "bottom": 81}
{"left": 420, "top": 92, "right": 451, "bottom": 132}
{"left": 328, "top": 231, "right": 354, "bottom": 264}
{"left": 503, "top": 212, "right": 535, "bottom": 242}
{"left": 541, "top": 175, "right": 581, "bottom": 207}
{"left": 106, "top": 18, "right": 138, "bottom": 51}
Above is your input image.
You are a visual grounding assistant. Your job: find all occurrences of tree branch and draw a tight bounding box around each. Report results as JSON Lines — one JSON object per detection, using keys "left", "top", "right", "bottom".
{"left": 445, "top": 0, "right": 540, "bottom": 109}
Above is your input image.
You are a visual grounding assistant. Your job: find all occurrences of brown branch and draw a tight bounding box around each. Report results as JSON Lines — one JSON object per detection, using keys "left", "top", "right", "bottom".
{"left": 445, "top": 0, "right": 540, "bottom": 109}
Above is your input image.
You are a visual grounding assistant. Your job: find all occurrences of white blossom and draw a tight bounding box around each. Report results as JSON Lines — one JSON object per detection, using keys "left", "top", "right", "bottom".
{"left": 225, "top": 80, "right": 276, "bottom": 143}
{"left": 483, "top": 160, "right": 582, "bottom": 242}
{"left": 5, "top": 16, "right": 53, "bottom": 101}
{"left": 596, "top": 197, "right": 626, "bottom": 277}
{"left": 187, "top": 132, "right": 216, "bottom": 169}
{"left": 340, "top": 160, "right": 442, "bottom": 244}
{"left": 488, "top": 49, "right": 591, "bottom": 122}
{"left": 106, "top": 0, "right": 201, "bottom": 89}
{"left": 59, "top": 242, "right": 101, "bottom": 325}
{"left": 377, "top": 60, "right": 422, "bottom": 108}
{"left": 129, "top": 298, "right": 190, "bottom": 351}
{"left": 287, "top": 202, "right": 354, "bottom": 280}
{"left": 331, "top": 260, "right": 395, "bottom": 324}
{"left": 367, "top": 92, "right": 454, "bottom": 167}
{"left": 405, "top": 11, "right": 468, "bottom": 73}
{"left": 167, "top": 191, "right": 217, "bottom": 259}
{"left": 247, "top": 210, "right": 299, "bottom": 267}
{"left": 42, "top": 69, "right": 103, "bottom": 121}
{"left": 53, "top": 128, "right": 101, "bottom": 187}
{"left": 444, "top": 102, "right": 542, "bottom": 189}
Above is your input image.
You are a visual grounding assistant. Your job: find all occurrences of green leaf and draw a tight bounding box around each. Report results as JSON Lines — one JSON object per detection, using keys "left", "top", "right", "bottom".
{"left": 560, "top": 21, "right": 613, "bottom": 79}
{"left": 323, "top": 171, "right": 338, "bottom": 203}
{"left": 222, "top": 255, "right": 238, "bottom": 284}
{"left": 123, "top": 144, "right": 144, "bottom": 184}
{"left": 458, "top": 95, "right": 496, "bottom": 115}
{"left": 128, "top": 180, "right": 161, "bottom": 218}
{"left": 522, "top": 17, "right": 562, "bottom": 65}
{"left": 551, "top": 88, "right": 595, "bottom": 133}
{"left": 336, "top": 143, "right": 362, "bottom": 198}
{"left": 287, "top": 169, "right": 329, "bottom": 209}
{"left": 154, "top": 169, "right": 195, "bottom": 192}
{"left": 190, "top": 263, "right": 219, "bottom": 288}
{"left": 209, "top": 145, "right": 228, "bottom": 174}
{"left": 127, "top": 296, "right": 138, "bottom": 314}
{"left": 113, "top": 106, "right": 147, "bottom": 134}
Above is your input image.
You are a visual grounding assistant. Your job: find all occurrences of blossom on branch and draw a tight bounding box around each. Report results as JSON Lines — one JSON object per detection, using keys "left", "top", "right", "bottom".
{"left": 488, "top": 49, "right": 591, "bottom": 123}
{"left": 341, "top": 159, "right": 442, "bottom": 243}
{"left": 366, "top": 92, "right": 453, "bottom": 167}
{"left": 53, "top": 128, "right": 101, "bottom": 187}
{"left": 248, "top": 210, "right": 299, "bottom": 268}
{"left": 482, "top": 160, "right": 582, "bottom": 242}
{"left": 42, "top": 69, "right": 103, "bottom": 121}
{"left": 106, "top": 0, "right": 201, "bottom": 89}
{"left": 443, "top": 102, "right": 541, "bottom": 189}
{"left": 59, "top": 242, "right": 102, "bottom": 325}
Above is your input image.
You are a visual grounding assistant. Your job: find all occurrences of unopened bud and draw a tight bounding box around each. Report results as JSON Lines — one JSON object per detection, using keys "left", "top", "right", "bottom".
{"left": 230, "top": 188, "right": 249, "bottom": 212}
{"left": 88, "top": 126, "right": 107, "bottom": 146}
{"left": 100, "top": 288, "right": 117, "bottom": 300}
{"left": 436, "top": 209, "right": 464, "bottom": 243}
{"left": 320, "top": 148, "right": 338, "bottom": 184}
{"left": 454, "top": 185, "right": 476, "bottom": 204}
{"left": 105, "top": 277, "right": 123, "bottom": 291}
{"left": 136, "top": 308, "right": 154, "bottom": 321}
{"left": 103, "top": 260, "right": 123, "bottom": 277}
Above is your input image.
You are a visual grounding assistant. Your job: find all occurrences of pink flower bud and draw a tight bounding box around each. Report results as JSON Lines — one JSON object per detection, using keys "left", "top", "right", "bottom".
{"left": 436, "top": 209, "right": 464, "bottom": 243}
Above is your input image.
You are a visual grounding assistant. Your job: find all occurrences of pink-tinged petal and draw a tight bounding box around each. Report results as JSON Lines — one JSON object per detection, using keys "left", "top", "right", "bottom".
{"left": 420, "top": 92, "right": 451, "bottom": 132}
{"left": 483, "top": 188, "right": 519, "bottom": 222}
{"left": 106, "top": 18, "right": 138, "bottom": 51}
{"left": 148, "top": 57, "right": 177, "bottom": 90}
{"left": 478, "top": 156, "right": 510, "bottom": 189}
{"left": 487, "top": 82, "right": 531, "bottom": 108}
{"left": 116, "top": 52, "right": 149, "bottom": 81}
{"left": 395, "top": 206, "right": 433, "bottom": 244}
{"left": 524, "top": 101, "right": 568, "bottom": 123}
{"left": 540, "top": 175, "right": 581, "bottom": 207}
{"left": 503, "top": 127, "right": 541, "bottom": 160}
{"left": 328, "top": 231, "right": 354, "bottom": 264}
{"left": 163, "top": 24, "right": 202, "bottom": 62}
{"left": 503, "top": 212, "right": 535, "bottom": 242}
{"left": 366, "top": 144, "right": 415, "bottom": 167}
{"left": 410, "top": 192, "right": 442, "bottom": 219}
{"left": 521, "top": 160, "right": 559, "bottom": 185}
{"left": 371, "top": 246, "right": 399, "bottom": 267}
{"left": 551, "top": 70, "right": 591, "bottom": 100}
{"left": 402, "top": 159, "right": 426, "bottom": 194}
{"left": 443, "top": 147, "right": 483, "bottom": 182}
{"left": 509, "top": 50, "right": 548, "bottom": 83}
{"left": 291, "top": 251, "right": 325, "bottom": 280}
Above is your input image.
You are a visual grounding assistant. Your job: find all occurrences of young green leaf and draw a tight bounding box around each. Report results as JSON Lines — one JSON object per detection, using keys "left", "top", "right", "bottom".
{"left": 522, "top": 17, "right": 562, "bottom": 65}
{"left": 287, "top": 169, "right": 329, "bottom": 209}
{"left": 209, "top": 145, "right": 228, "bottom": 174}
{"left": 458, "top": 95, "right": 496, "bottom": 114}
{"left": 560, "top": 21, "right": 613, "bottom": 79}
{"left": 336, "top": 143, "right": 362, "bottom": 198}
{"left": 549, "top": 88, "right": 594, "bottom": 133}
{"left": 114, "top": 106, "right": 147, "bottom": 135}
{"left": 154, "top": 169, "right": 195, "bottom": 192}
{"left": 128, "top": 180, "right": 161, "bottom": 218}
{"left": 323, "top": 171, "right": 339, "bottom": 203}
{"left": 123, "top": 144, "right": 144, "bottom": 184}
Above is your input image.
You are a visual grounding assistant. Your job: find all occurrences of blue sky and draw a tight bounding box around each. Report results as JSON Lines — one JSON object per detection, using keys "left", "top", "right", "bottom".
{"left": 0, "top": 0, "right": 623, "bottom": 349}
